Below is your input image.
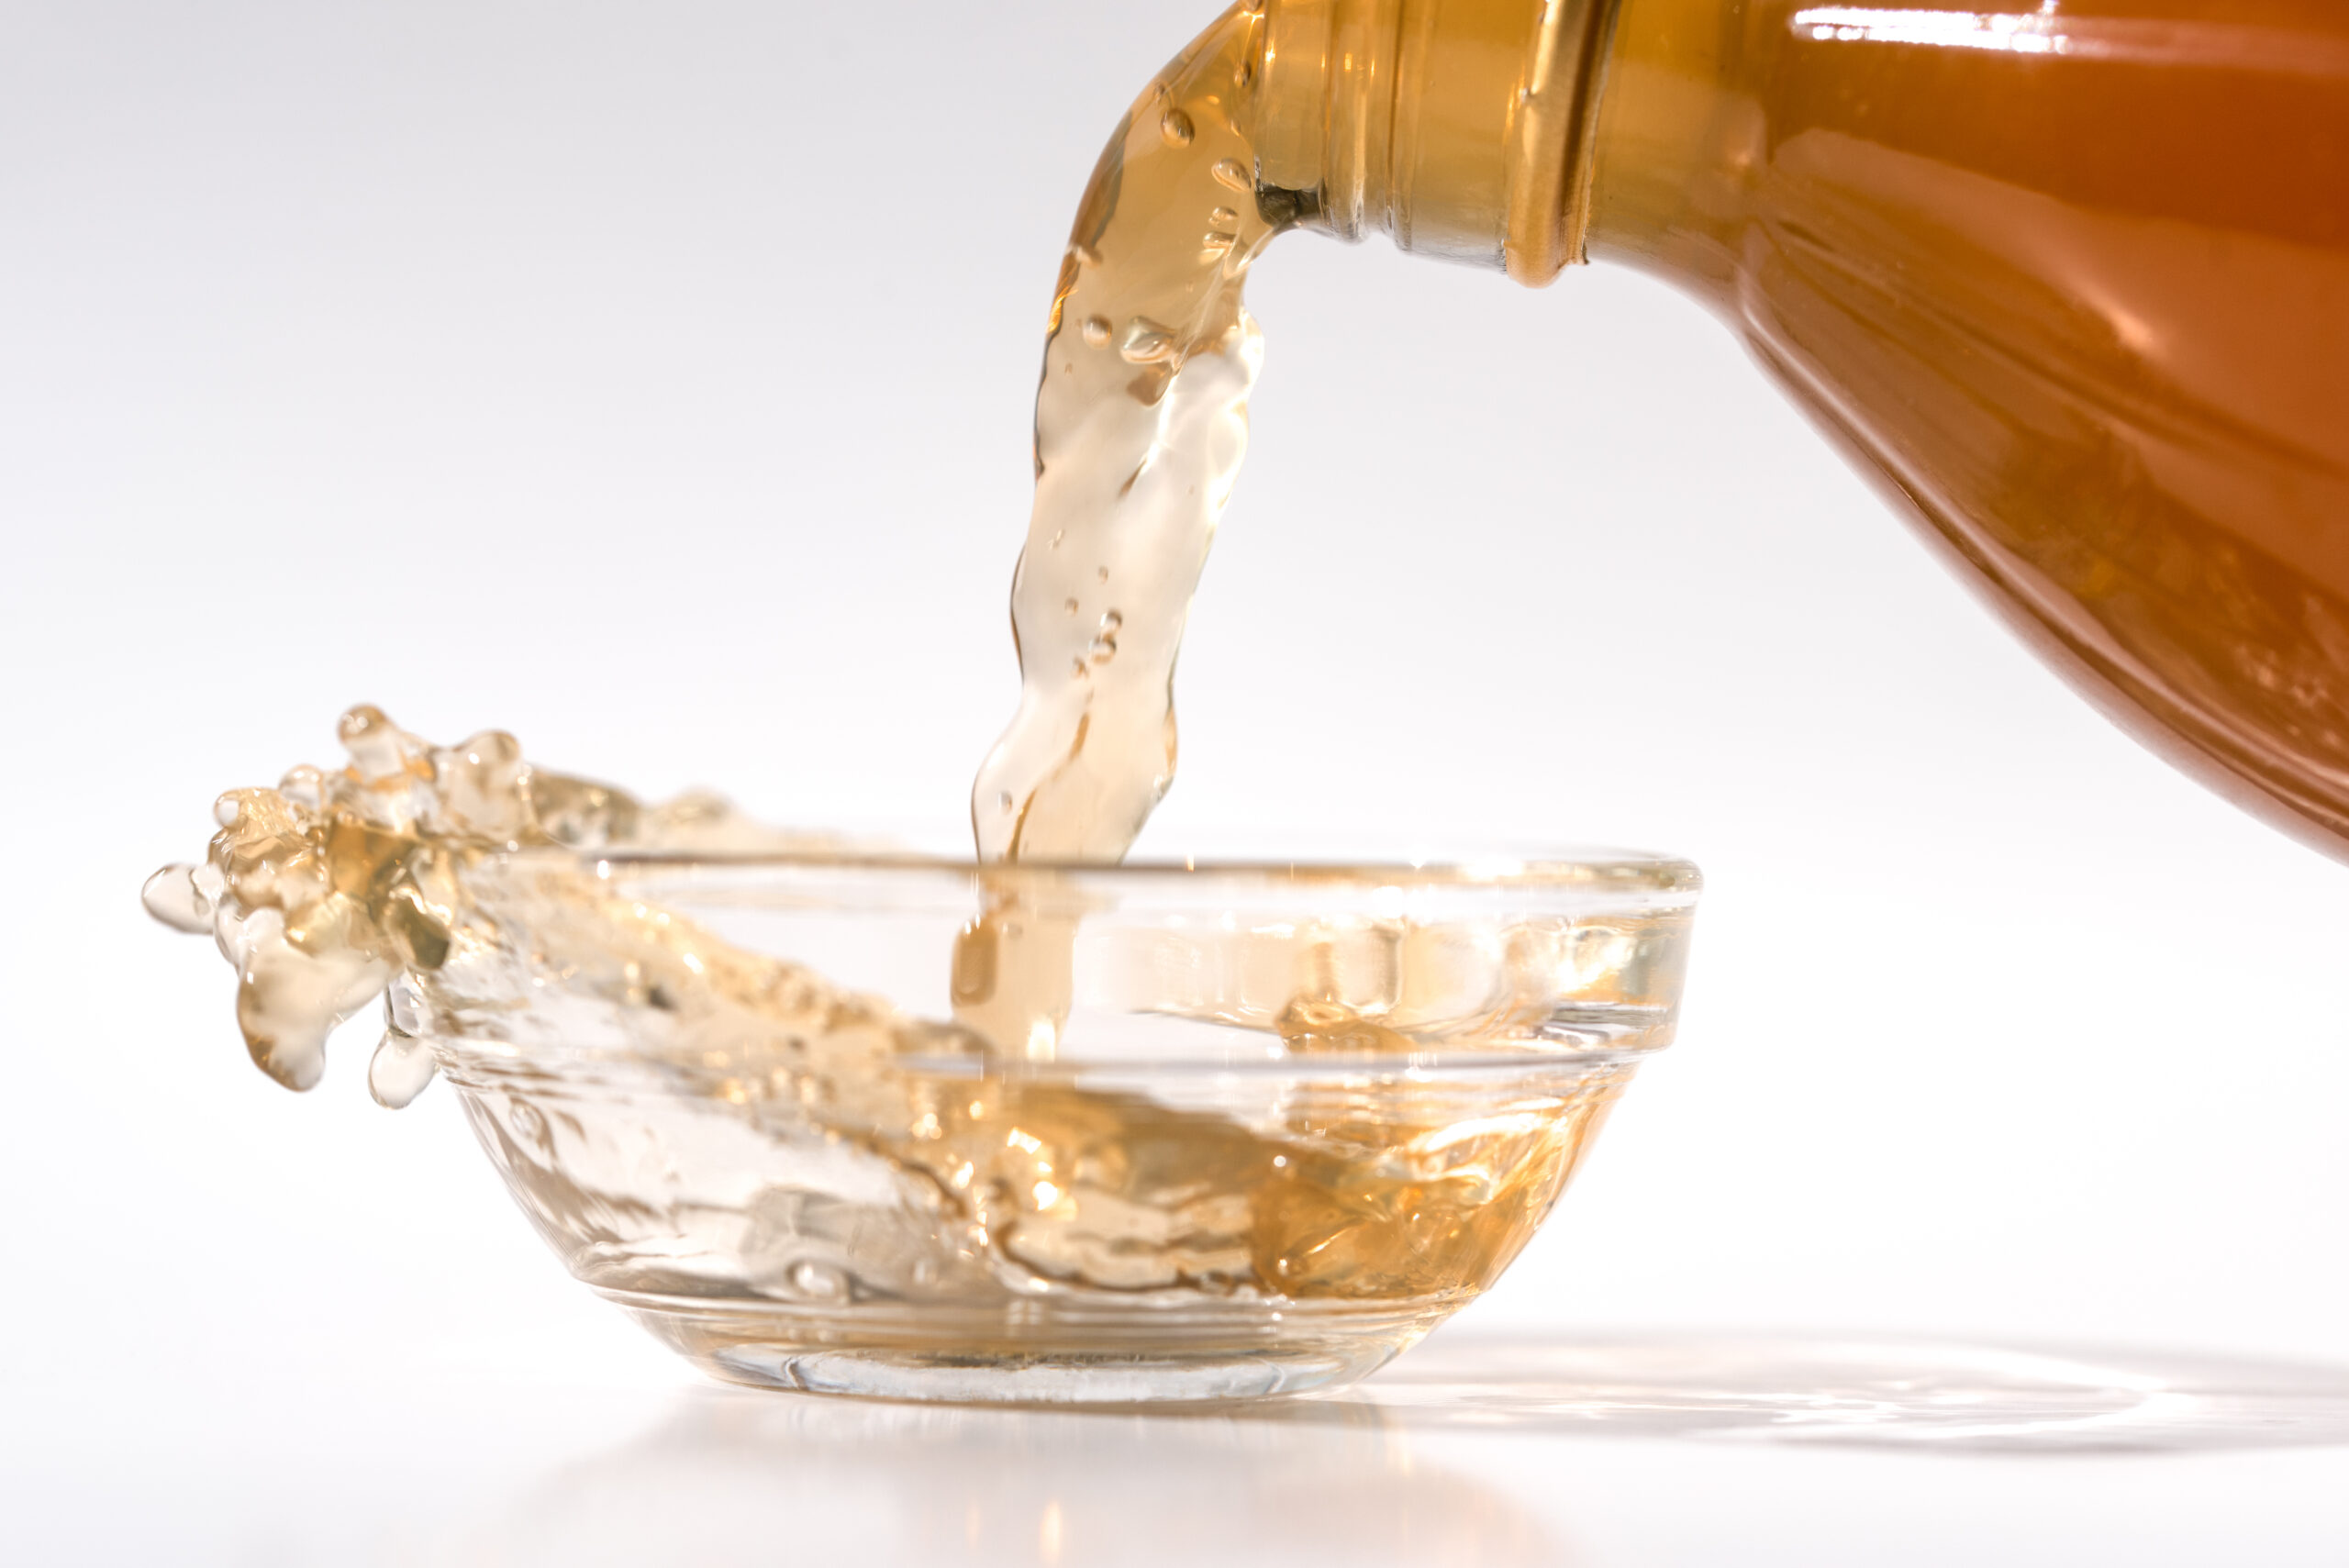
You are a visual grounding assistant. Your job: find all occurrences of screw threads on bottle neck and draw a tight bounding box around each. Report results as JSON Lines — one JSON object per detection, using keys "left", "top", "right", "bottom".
{"left": 1251, "top": 0, "right": 1619, "bottom": 283}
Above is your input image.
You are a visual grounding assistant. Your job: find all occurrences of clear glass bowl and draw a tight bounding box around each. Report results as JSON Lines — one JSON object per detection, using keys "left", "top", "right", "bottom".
{"left": 420, "top": 851, "right": 1699, "bottom": 1405}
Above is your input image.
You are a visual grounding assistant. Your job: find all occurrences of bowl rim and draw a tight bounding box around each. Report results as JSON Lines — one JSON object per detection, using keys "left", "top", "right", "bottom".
{"left": 549, "top": 847, "right": 1704, "bottom": 895}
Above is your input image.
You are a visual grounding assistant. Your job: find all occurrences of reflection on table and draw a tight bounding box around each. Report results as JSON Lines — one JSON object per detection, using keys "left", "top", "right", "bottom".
{"left": 405, "top": 1330, "right": 2349, "bottom": 1566}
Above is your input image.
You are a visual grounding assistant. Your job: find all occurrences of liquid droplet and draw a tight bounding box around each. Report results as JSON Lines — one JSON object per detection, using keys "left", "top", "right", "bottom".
{"left": 996, "top": 791, "right": 1015, "bottom": 815}
{"left": 1211, "top": 158, "right": 1250, "bottom": 192}
{"left": 1096, "top": 566, "right": 1110, "bottom": 584}
{"left": 1119, "top": 317, "right": 1178, "bottom": 364}
{"left": 1063, "top": 597, "right": 1081, "bottom": 616}
{"left": 1161, "top": 107, "right": 1195, "bottom": 147}
{"left": 1081, "top": 315, "right": 1110, "bottom": 347}
{"left": 1202, "top": 230, "right": 1238, "bottom": 253}
{"left": 141, "top": 863, "right": 212, "bottom": 934}
{"left": 1067, "top": 243, "right": 1100, "bottom": 269}
{"left": 338, "top": 704, "right": 409, "bottom": 781}
{"left": 367, "top": 1027, "right": 439, "bottom": 1109}
{"left": 278, "top": 764, "right": 325, "bottom": 809}
{"left": 1210, "top": 206, "right": 1239, "bottom": 226}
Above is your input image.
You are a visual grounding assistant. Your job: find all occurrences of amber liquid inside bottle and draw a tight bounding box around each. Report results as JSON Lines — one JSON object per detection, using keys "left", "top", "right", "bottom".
{"left": 1584, "top": 0, "right": 2349, "bottom": 857}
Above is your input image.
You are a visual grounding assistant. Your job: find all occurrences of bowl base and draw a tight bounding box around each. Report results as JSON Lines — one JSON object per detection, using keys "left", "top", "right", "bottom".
{"left": 598, "top": 1286, "right": 1443, "bottom": 1407}
{"left": 706, "top": 1346, "right": 1379, "bottom": 1405}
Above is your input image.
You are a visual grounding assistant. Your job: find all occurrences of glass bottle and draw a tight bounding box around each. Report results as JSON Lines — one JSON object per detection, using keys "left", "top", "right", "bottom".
{"left": 1247, "top": 0, "right": 2349, "bottom": 860}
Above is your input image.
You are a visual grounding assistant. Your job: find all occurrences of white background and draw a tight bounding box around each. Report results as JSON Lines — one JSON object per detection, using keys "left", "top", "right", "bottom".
{"left": 5, "top": 2, "right": 2347, "bottom": 1562}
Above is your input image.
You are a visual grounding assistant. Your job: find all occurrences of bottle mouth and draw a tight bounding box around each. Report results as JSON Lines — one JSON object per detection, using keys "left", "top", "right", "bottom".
{"left": 1248, "top": 0, "right": 1621, "bottom": 284}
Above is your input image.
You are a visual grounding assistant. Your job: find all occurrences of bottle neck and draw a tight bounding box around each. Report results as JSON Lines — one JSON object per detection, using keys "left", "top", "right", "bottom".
{"left": 1249, "top": 0, "right": 1623, "bottom": 284}
{"left": 1576, "top": 0, "right": 1753, "bottom": 297}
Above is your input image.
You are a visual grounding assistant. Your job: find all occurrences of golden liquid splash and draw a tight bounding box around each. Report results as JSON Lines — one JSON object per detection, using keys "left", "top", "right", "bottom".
{"left": 145, "top": 710, "right": 1626, "bottom": 1302}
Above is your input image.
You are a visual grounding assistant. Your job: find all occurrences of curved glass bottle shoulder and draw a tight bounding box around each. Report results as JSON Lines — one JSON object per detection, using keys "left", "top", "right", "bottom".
{"left": 1581, "top": 0, "right": 2349, "bottom": 860}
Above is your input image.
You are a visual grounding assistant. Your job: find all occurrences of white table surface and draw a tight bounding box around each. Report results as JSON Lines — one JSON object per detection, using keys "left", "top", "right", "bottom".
{"left": 14, "top": 1310, "right": 2349, "bottom": 1566}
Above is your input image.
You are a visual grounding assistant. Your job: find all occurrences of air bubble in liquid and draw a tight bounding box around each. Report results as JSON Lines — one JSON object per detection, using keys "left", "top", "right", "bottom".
{"left": 787, "top": 1259, "right": 852, "bottom": 1303}
{"left": 1119, "top": 318, "right": 1178, "bottom": 364}
{"left": 1161, "top": 108, "right": 1195, "bottom": 147}
{"left": 1081, "top": 315, "right": 1110, "bottom": 347}
{"left": 1211, "top": 158, "right": 1250, "bottom": 192}
{"left": 507, "top": 1096, "right": 550, "bottom": 1146}
{"left": 1089, "top": 611, "right": 1121, "bottom": 663}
